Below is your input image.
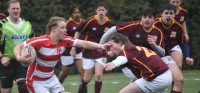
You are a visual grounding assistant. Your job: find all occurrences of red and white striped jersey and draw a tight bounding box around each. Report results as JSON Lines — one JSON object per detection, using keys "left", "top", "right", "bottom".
{"left": 24, "top": 35, "right": 77, "bottom": 81}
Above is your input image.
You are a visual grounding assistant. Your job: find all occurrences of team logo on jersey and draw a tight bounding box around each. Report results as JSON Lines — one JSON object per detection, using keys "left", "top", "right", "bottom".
{"left": 57, "top": 47, "right": 63, "bottom": 54}
{"left": 92, "top": 27, "right": 97, "bottom": 31}
{"left": 152, "top": 36, "right": 158, "bottom": 42}
{"left": 11, "top": 34, "right": 26, "bottom": 40}
{"left": 170, "top": 31, "right": 176, "bottom": 38}
{"left": 135, "top": 34, "right": 140, "bottom": 38}
{"left": 180, "top": 16, "right": 184, "bottom": 22}
{"left": 72, "top": 27, "right": 77, "bottom": 30}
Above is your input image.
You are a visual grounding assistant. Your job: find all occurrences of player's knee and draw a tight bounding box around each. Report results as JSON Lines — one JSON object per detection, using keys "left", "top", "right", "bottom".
{"left": 174, "top": 74, "right": 184, "bottom": 84}
{"left": 16, "top": 79, "right": 27, "bottom": 89}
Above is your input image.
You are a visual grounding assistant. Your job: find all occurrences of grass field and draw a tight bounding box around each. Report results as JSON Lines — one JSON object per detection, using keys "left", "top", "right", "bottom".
{"left": 11, "top": 70, "right": 200, "bottom": 93}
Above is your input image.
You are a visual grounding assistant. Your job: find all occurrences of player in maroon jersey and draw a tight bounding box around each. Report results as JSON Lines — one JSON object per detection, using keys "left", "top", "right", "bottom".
{"left": 169, "top": 0, "right": 191, "bottom": 65}
{"left": 73, "top": 2, "right": 114, "bottom": 93}
{"left": 169, "top": 0, "right": 189, "bottom": 41}
{"left": 100, "top": 6, "right": 186, "bottom": 93}
{"left": 0, "top": 13, "right": 6, "bottom": 20}
{"left": 104, "top": 33, "right": 172, "bottom": 93}
{"left": 13, "top": 16, "right": 110, "bottom": 93}
{"left": 57, "top": 4, "right": 84, "bottom": 92}
{"left": 154, "top": 4, "right": 193, "bottom": 93}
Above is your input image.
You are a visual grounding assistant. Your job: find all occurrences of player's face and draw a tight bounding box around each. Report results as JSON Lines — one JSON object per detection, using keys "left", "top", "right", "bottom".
{"left": 108, "top": 41, "right": 122, "bottom": 56}
{"left": 141, "top": 15, "right": 155, "bottom": 28}
{"left": 72, "top": 8, "right": 82, "bottom": 21}
{"left": 54, "top": 21, "right": 67, "bottom": 40}
{"left": 161, "top": 10, "right": 175, "bottom": 24}
{"left": 169, "top": 0, "right": 182, "bottom": 9}
{"left": 96, "top": 6, "right": 107, "bottom": 18}
{"left": 7, "top": 2, "right": 21, "bottom": 20}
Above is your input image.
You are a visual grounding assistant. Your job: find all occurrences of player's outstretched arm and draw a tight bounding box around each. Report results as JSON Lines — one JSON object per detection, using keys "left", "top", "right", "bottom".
{"left": 99, "top": 26, "right": 117, "bottom": 44}
{"left": 76, "top": 40, "right": 110, "bottom": 50}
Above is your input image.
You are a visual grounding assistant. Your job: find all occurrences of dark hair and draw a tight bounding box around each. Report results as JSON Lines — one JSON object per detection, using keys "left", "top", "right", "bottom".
{"left": 7, "top": 0, "right": 19, "bottom": 8}
{"left": 107, "top": 33, "right": 131, "bottom": 44}
{"left": 46, "top": 16, "right": 66, "bottom": 34}
{"left": 97, "top": 2, "right": 108, "bottom": 9}
{"left": 140, "top": 7, "right": 156, "bottom": 17}
{"left": 160, "top": 3, "right": 176, "bottom": 13}
{"left": 69, "top": 4, "right": 83, "bottom": 15}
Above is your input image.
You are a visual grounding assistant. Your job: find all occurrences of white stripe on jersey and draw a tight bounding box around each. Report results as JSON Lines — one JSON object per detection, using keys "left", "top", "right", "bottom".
{"left": 36, "top": 57, "right": 58, "bottom": 67}
{"left": 38, "top": 46, "right": 65, "bottom": 56}
{"left": 33, "top": 69, "right": 54, "bottom": 78}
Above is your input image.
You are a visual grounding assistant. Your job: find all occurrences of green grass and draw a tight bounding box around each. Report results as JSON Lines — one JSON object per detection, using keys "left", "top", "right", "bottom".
{"left": 11, "top": 70, "right": 200, "bottom": 93}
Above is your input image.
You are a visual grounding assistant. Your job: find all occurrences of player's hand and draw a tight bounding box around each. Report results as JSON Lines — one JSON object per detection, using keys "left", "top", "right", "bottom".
{"left": 185, "top": 34, "right": 189, "bottom": 41}
{"left": 1, "top": 57, "right": 11, "bottom": 66}
{"left": 147, "top": 35, "right": 156, "bottom": 45}
{"left": 105, "top": 62, "right": 116, "bottom": 71}
{"left": 17, "top": 53, "right": 34, "bottom": 65}
{"left": 186, "top": 57, "right": 194, "bottom": 66}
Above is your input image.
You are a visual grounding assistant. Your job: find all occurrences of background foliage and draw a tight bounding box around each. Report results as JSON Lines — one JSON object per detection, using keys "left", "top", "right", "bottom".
{"left": 0, "top": 0, "right": 199, "bottom": 69}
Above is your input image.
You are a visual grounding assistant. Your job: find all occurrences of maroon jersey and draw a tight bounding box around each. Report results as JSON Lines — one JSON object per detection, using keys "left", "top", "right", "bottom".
{"left": 116, "top": 21, "right": 165, "bottom": 50}
{"left": 76, "top": 15, "right": 113, "bottom": 58}
{"left": 120, "top": 45, "right": 169, "bottom": 81}
{"left": 62, "top": 18, "right": 85, "bottom": 56}
{"left": 174, "top": 7, "right": 188, "bottom": 24}
{"left": 0, "top": 13, "right": 6, "bottom": 20}
{"left": 154, "top": 18, "right": 185, "bottom": 55}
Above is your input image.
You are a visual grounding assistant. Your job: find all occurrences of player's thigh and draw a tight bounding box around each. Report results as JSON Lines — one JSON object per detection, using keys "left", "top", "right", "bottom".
{"left": 32, "top": 75, "right": 64, "bottom": 93}
{"left": 167, "top": 63, "right": 184, "bottom": 81}
{"left": 119, "top": 82, "right": 143, "bottom": 93}
{"left": 170, "top": 45, "right": 183, "bottom": 65}
{"left": 135, "top": 70, "right": 172, "bottom": 93}
{"left": 95, "top": 57, "right": 107, "bottom": 76}
{"left": 1, "top": 71, "right": 14, "bottom": 88}
{"left": 82, "top": 58, "right": 95, "bottom": 69}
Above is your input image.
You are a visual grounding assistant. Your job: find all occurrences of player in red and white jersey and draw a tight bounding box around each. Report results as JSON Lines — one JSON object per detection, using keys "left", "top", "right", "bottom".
{"left": 104, "top": 33, "right": 172, "bottom": 93}
{"left": 73, "top": 2, "right": 114, "bottom": 93}
{"left": 58, "top": 4, "right": 85, "bottom": 91}
{"left": 13, "top": 16, "right": 110, "bottom": 93}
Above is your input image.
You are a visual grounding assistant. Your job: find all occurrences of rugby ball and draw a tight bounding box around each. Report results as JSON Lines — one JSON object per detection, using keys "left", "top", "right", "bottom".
{"left": 20, "top": 45, "right": 36, "bottom": 67}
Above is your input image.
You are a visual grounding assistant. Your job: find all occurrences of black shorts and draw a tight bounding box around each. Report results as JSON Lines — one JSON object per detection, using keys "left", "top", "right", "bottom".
{"left": 1, "top": 59, "right": 27, "bottom": 88}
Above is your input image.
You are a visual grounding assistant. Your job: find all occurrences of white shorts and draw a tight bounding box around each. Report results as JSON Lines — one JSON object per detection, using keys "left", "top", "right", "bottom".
{"left": 170, "top": 45, "right": 182, "bottom": 52}
{"left": 161, "top": 56, "right": 176, "bottom": 65}
{"left": 61, "top": 52, "right": 82, "bottom": 66}
{"left": 121, "top": 67, "right": 137, "bottom": 81}
{"left": 82, "top": 57, "right": 107, "bottom": 69}
{"left": 135, "top": 70, "right": 172, "bottom": 93}
{"left": 29, "top": 75, "right": 64, "bottom": 93}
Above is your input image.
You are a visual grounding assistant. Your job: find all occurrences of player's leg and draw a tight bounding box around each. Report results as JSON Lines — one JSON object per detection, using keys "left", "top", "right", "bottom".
{"left": 122, "top": 70, "right": 172, "bottom": 93}
{"left": 1, "top": 71, "right": 13, "bottom": 93}
{"left": 15, "top": 63, "right": 29, "bottom": 93}
{"left": 168, "top": 63, "right": 184, "bottom": 93}
{"left": 58, "top": 56, "right": 75, "bottom": 84}
{"left": 74, "top": 52, "right": 84, "bottom": 81}
{"left": 119, "top": 82, "right": 143, "bottom": 93}
{"left": 78, "top": 58, "right": 94, "bottom": 93}
{"left": 94, "top": 57, "right": 106, "bottom": 93}
{"left": 170, "top": 45, "right": 183, "bottom": 69}
{"left": 162, "top": 56, "right": 184, "bottom": 93}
